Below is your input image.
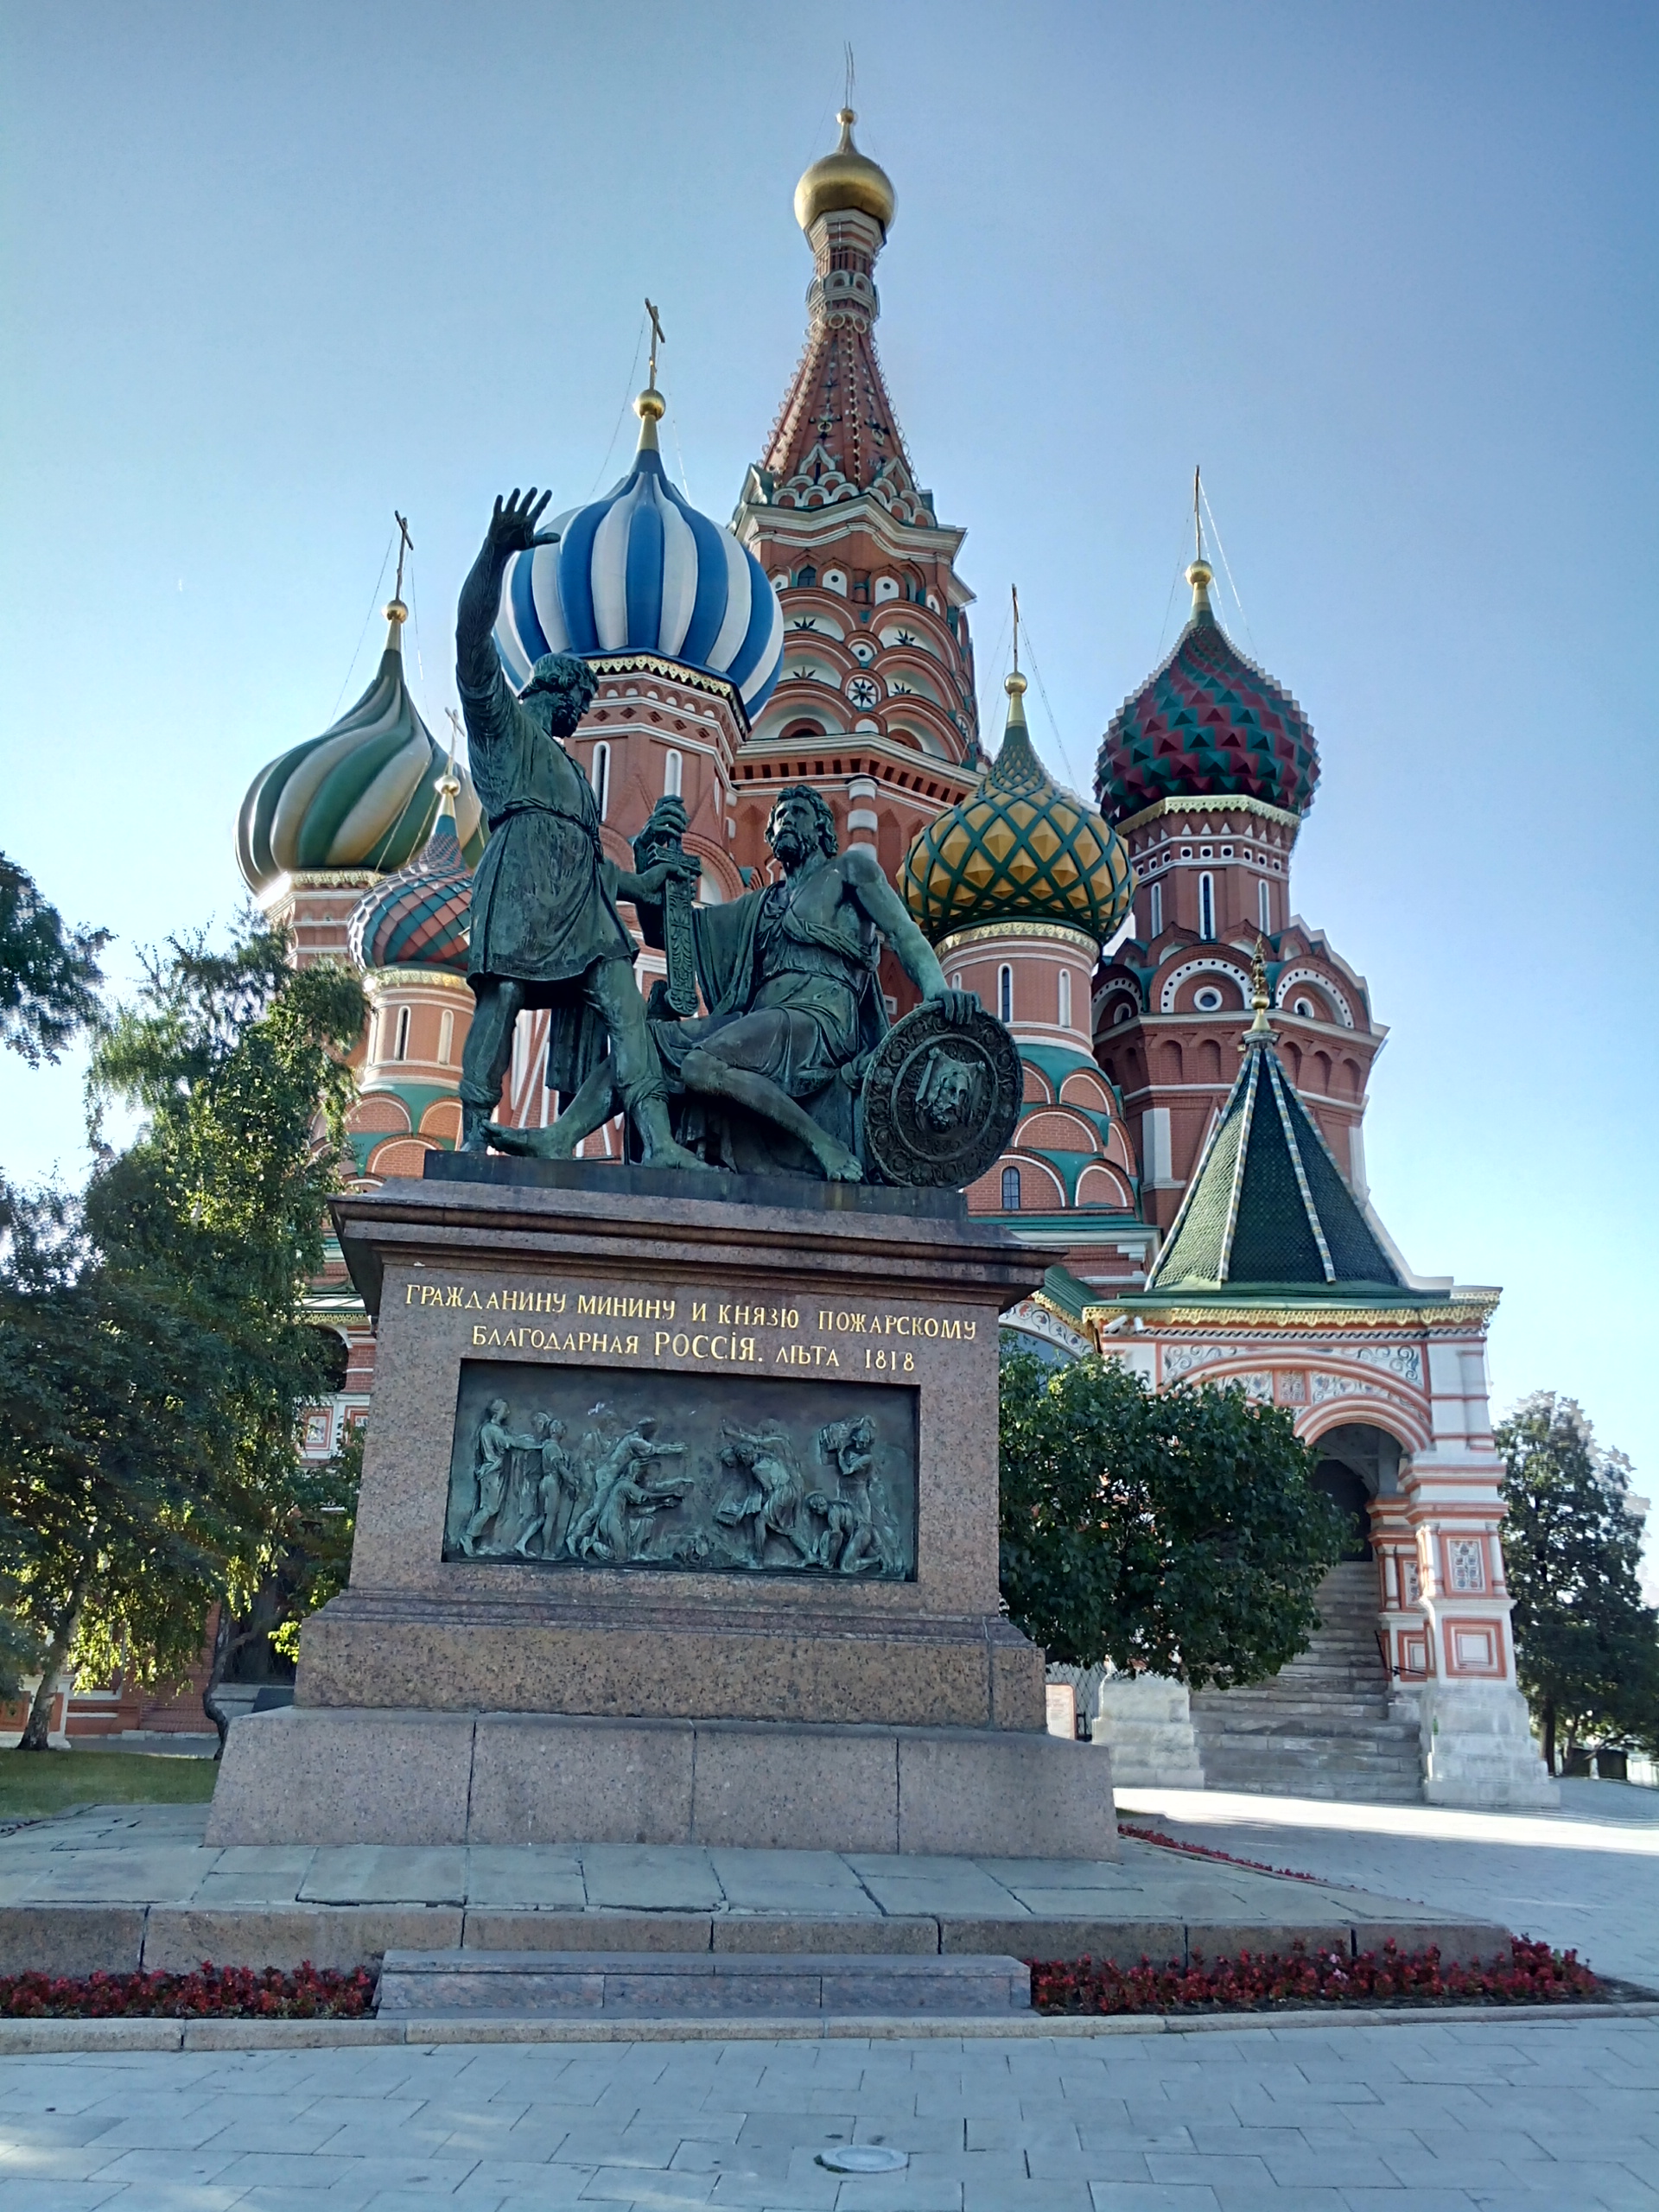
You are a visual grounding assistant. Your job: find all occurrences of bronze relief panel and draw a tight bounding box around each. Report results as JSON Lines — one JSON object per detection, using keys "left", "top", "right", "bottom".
{"left": 443, "top": 1360, "right": 918, "bottom": 1580}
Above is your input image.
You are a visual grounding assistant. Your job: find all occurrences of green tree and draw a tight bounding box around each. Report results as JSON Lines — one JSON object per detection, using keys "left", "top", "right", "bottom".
{"left": 1497, "top": 1392, "right": 1659, "bottom": 1773}
{"left": 0, "top": 925, "right": 364, "bottom": 1750}
{"left": 998, "top": 1351, "right": 1347, "bottom": 1686}
{"left": 0, "top": 854, "right": 109, "bottom": 1702}
{"left": 0, "top": 851, "right": 108, "bottom": 1067}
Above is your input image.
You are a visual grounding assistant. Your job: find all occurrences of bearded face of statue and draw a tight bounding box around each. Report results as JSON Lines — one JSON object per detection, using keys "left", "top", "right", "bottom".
{"left": 766, "top": 789, "right": 837, "bottom": 872}
{"left": 519, "top": 652, "right": 598, "bottom": 738}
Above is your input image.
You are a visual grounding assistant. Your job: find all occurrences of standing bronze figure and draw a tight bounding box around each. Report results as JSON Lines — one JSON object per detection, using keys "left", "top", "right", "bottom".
{"left": 454, "top": 490, "right": 704, "bottom": 1166}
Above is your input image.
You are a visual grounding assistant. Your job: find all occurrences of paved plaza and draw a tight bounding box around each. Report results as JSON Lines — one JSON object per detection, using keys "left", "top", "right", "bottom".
{"left": 1115, "top": 1780, "right": 1659, "bottom": 1991}
{"left": 3, "top": 1785, "right": 1656, "bottom": 2207}
{"left": 0, "top": 1804, "right": 1499, "bottom": 1977}
{"left": 0, "top": 2014, "right": 1656, "bottom": 2210}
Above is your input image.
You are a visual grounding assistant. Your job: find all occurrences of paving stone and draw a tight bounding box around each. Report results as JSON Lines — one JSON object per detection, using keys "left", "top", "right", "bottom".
{"left": 296, "top": 1847, "right": 469, "bottom": 1904}
{"left": 580, "top": 1846, "right": 728, "bottom": 1911}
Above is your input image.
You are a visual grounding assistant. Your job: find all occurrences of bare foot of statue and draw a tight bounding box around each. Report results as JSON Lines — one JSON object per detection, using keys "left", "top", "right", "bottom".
{"left": 642, "top": 1136, "right": 721, "bottom": 1174}
{"left": 483, "top": 1121, "right": 580, "bottom": 1160}
{"left": 815, "top": 1138, "right": 864, "bottom": 1183}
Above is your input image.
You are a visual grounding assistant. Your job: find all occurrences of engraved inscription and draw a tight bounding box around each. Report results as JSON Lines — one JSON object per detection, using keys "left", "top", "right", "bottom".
{"left": 443, "top": 1362, "right": 918, "bottom": 1580}
{"left": 402, "top": 1271, "right": 977, "bottom": 1371}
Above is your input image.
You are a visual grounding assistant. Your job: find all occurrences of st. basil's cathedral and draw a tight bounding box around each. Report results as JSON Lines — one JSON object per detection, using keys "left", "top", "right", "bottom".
{"left": 233, "top": 113, "right": 1554, "bottom": 1809}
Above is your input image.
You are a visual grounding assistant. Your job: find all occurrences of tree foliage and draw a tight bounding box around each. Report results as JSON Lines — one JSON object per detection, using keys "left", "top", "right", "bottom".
{"left": 1497, "top": 1391, "right": 1659, "bottom": 1770}
{"left": 0, "top": 852, "right": 108, "bottom": 1067}
{"left": 998, "top": 1351, "right": 1347, "bottom": 1688}
{"left": 0, "top": 925, "right": 364, "bottom": 1747}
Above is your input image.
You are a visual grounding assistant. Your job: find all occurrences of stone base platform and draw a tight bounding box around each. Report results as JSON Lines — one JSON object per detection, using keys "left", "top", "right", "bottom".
{"left": 206, "top": 1707, "right": 1120, "bottom": 1859}
{"left": 376, "top": 1948, "right": 1031, "bottom": 2018}
{"left": 0, "top": 1802, "right": 1510, "bottom": 1979}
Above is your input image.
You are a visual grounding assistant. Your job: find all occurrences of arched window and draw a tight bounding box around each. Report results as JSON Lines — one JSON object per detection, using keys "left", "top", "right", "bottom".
{"left": 998, "top": 964, "right": 1013, "bottom": 1023}
{"left": 1148, "top": 881, "right": 1164, "bottom": 938}
{"left": 1258, "top": 878, "right": 1272, "bottom": 933}
{"left": 392, "top": 1005, "right": 411, "bottom": 1062}
{"left": 1001, "top": 1166, "right": 1021, "bottom": 1211}
{"left": 590, "top": 741, "right": 610, "bottom": 820}
{"left": 1057, "top": 969, "right": 1072, "bottom": 1028}
{"left": 1198, "top": 872, "right": 1216, "bottom": 939}
{"left": 794, "top": 564, "right": 817, "bottom": 588}
{"left": 438, "top": 1008, "right": 455, "bottom": 1066}
{"left": 663, "top": 749, "right": 683, "bottom": 799}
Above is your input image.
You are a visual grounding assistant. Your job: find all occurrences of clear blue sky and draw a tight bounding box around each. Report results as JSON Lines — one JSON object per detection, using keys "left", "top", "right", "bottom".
{"left": 3, "top": 3, "right": 1655, "bottom": 1567}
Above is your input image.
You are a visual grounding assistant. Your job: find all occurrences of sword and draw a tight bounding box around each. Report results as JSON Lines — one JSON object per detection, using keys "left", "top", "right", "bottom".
{"left": 632, "top": 808, "right": 699, "bottom": 1017}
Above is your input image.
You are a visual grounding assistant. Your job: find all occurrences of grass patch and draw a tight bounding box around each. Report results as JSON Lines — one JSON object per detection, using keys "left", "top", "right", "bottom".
{"left": 0, "top": 1749, "right": 217, "bottom": 1821}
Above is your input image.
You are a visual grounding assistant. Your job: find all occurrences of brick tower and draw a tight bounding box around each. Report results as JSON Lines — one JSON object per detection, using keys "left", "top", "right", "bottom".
{"left": 1092, "top": 550, "right": 1387, "bottom": 1230}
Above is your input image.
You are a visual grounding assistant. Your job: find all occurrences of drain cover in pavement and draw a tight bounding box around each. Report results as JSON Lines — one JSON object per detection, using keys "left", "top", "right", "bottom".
{"left": 817, "top": 2146, "right": 909, "bottom": 2173}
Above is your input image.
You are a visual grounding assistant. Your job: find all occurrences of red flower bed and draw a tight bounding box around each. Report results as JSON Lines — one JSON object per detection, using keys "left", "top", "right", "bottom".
{"left": 1118, "top": 1822, "right": 1323, "bottom": 1882}
{"left": 1030, "top": 1937, "right": 1602, "bottom": 2015}
{"left": 0, "top": 1963, "right": 375, "bottom": 2020}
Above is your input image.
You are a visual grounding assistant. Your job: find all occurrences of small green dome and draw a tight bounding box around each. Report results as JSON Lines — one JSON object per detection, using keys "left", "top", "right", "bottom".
{"left": 237, "top": 608, "right": 484, "bottom": 893}
{"left": 902, "top": 675, "right": 1135, "bottom": 945}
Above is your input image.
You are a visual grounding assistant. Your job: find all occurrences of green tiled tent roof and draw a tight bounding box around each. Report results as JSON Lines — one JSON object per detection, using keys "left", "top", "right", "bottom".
{"left": 1149, "top": 1028, "right": 1401, "bottom": 1294}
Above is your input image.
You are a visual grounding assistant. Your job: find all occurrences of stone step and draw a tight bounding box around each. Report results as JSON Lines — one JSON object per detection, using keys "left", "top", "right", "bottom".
{"left": 1191, "top": 1705, "right": 1414, "bottom": 1732}
{"left": 1198, "top": 1747, "right": 1422, "bottom": 1776}
{"left": 1183, "top": 1562, "right": 1422, "bottom": 1801}
{"left": 375, "top": 1949, "right": 1031, "bottom": 2020}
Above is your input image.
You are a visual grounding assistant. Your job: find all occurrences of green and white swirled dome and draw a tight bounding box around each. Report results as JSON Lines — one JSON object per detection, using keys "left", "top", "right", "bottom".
{"left": 237, "top": 601, "right": 484, "bottom": 895}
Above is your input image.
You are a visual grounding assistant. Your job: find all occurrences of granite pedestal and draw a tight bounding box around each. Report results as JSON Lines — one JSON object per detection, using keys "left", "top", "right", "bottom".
{"left": 209, "top": 1164, "right": 1119, "bottom": 1859}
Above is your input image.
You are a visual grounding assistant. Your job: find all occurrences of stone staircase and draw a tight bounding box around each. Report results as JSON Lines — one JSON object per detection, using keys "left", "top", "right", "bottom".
{"left": 1189, "top": 1562, "right": 1423, "bottom": 1802}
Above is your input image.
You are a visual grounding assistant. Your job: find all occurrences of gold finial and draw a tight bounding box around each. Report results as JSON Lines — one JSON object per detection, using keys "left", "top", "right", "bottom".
{"left": 633, "top": 298, "right": 667, "bottom": 442}
{"left": 439, "top": 708, "right": 463, "bottom": 810}
{"left": 1186, "top": 468, "right": 1214, "bottom": 614}
{"left": 1004, "top": 586, "right": 1028, "bottom": 702}
{"left": 1243, "top": 935, "right": 1275, "bottom": 1046}
{"left": 794, "top": 97, "right": 896, "bottom": 235}
{"left": 385, "top": 511, "right": 414, "bottom": 634}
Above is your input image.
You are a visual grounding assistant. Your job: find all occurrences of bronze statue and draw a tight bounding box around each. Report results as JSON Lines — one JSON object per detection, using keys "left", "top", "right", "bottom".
{"left": 454, "top": 491, "right": 706, "bottom": 1167}
{"left": 502, "top": 785, "right": 981, "bottom": 1180}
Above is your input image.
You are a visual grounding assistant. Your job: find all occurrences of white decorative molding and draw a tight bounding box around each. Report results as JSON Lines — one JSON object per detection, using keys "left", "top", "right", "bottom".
{"left": 1159, "top": 957, "right": 1249, "bottom": 1014}
{"left": 1003, "top": 1300, "right": 1091, "bottom": 1361}
{"left": 1351, "top": 1344, "right": 1424, "bottom": 1385}
{"left": 1160, "top": 1343, "right": 1230, "bottom": 1379}
{"left": 1275, "top": 967, "right": 1355, "bottom": 1028}
{"left": 1310, "top": 1371, "right": 1389, "bottom": 1402}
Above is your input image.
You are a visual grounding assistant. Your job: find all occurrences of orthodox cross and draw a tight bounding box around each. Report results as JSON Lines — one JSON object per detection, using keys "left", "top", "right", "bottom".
{"left": 645, "top": 298, "right": 665, "bottom": 386}
{"left": 1011, "top": 583, "right": 1020, "bottom": 673}
{"left": 393, "top": 510, "right": 414, "bottom": 601}
{"left": 1192, "top": 466, "right": 1203, "bottom": 561}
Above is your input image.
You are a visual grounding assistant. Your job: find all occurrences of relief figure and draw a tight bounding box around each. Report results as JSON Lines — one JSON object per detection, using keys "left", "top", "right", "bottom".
{"left": 459, "top": 1398, "right": 537, "bottom": 1555}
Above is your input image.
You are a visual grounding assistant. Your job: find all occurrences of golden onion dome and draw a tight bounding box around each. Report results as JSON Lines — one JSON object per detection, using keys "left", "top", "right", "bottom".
{"left": 794, "top": 109, "right": 896, "bottom": 237}
{"left": 902, "top": 672, "right": 1135, "bottom": 947}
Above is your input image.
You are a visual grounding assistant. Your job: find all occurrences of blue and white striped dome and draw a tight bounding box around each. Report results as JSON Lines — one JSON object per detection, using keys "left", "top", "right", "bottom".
{"left": 493, "top": 400, "right": 785, "bottom": 719}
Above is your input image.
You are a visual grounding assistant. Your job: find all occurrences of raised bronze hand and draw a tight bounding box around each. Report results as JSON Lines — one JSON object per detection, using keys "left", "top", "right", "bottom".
{"left": 486, "top": 487, "right": 562, "bottom": 556}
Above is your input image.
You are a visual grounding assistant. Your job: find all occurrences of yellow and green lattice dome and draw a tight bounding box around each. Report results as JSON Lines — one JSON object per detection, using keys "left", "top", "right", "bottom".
{"left": 902, "top": 674, "right": 1135, "bottom": 946}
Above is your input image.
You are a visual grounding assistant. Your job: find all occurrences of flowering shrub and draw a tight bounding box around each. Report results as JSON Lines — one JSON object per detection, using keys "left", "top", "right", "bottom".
{"left": 1118, "top": 1823, "right": 1323, "bottom": 1882}
{"left": 1029, "top": 1937, "right": 1602, "bottom": 2015}
{"left": 0, "top": 1963, "right": 375, "bottom": 2019}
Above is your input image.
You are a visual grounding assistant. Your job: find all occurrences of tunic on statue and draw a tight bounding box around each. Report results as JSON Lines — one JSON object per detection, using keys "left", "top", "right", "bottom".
{"left": 458, "top": 657, "right": 636, "bottom": 1093}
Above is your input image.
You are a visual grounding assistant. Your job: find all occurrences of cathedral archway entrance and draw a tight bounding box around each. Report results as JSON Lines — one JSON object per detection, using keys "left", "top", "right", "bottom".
{"left": 1188, "top": 1418, "right": 1421, "bottom": 1801}
{"left": 1309, "top": 1421, "right": 1402, "bottom": 1561}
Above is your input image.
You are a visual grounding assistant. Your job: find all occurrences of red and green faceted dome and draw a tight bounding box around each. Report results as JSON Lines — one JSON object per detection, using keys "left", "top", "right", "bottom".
{"left": 1097, "top": 566, "right": 1319, "bottom": 823}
